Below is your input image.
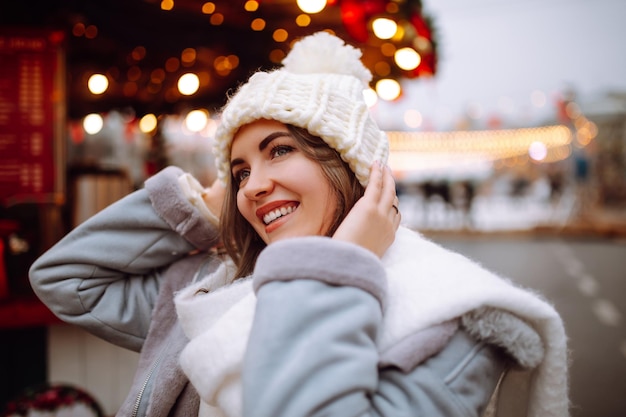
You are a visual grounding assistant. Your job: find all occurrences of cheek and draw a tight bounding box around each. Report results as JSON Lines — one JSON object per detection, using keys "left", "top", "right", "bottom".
{"left": 299, "top": 164, "right": 331, "bottom": 194}
{"left": 305, "top": 171, "right": 338, "bottom": 219}
{"left": 236, "top": 191, "right": 255, "bottom": 223}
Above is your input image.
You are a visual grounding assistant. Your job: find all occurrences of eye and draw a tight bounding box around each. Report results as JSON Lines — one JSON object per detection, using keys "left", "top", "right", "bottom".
{"left": 270, "top": 144, "right": 294, "bottom": 159}
{"left": 233, "top": 168, "right": 250, "bottom": 186}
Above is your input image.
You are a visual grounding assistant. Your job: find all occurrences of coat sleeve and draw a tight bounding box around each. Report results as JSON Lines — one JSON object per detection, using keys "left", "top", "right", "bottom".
{"left": 242, "top": 237, "right": 508, "bottom": 417}
{"left": 28, "top": 166, "right": 220, "bottom": 351}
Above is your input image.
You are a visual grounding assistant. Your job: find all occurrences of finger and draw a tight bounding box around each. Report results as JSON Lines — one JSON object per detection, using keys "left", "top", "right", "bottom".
{"left": 379, "top": 165, "right": 397, "bottom": 211}
{"left": 363, "top": 160, "right": 384, "bottom": 200}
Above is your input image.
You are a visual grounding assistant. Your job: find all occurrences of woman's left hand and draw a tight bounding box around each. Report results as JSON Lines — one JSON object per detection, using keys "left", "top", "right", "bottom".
{"left": 202, "top": 178, "right": 227, "bottom": 223}
{"left": 332, "top": 161, "right": 401, "bottom": 258}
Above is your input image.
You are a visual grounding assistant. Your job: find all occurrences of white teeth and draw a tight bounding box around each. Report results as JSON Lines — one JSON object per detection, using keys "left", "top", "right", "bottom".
{"left": 263, "top": 206, "right": 295, "bottom": 225}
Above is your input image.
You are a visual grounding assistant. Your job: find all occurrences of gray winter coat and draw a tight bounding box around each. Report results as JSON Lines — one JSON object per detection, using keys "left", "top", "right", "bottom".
{"left": 29, "top": 166, "right": 541, "bottom": 417}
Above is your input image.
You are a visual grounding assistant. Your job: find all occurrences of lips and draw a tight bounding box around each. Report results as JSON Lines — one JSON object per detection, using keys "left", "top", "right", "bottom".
{"left": 256, "top": 201, "right": 299, "bottom": 226}
{"left": 262, "top": 205, "right": 297, "bottom": 225}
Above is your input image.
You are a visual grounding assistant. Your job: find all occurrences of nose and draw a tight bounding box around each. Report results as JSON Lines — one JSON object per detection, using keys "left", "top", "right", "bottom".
{"left": 241, "top": 166, "right": 274, "bottom": 200}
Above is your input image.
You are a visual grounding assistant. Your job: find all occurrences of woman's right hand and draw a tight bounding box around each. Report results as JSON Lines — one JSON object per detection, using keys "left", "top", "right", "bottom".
{"left": 332, "top": 162, "right": 401, "bottom": 258}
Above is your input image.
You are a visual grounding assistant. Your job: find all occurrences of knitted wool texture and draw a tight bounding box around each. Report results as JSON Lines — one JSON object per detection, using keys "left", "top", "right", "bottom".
{"left": 213, "top": 31, "right": 389, "bottom": 187}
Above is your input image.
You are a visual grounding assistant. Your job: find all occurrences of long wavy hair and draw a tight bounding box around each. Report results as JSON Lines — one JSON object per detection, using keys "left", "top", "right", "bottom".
{"left": 220, "top": 124, "right": 365, "bottom": 279}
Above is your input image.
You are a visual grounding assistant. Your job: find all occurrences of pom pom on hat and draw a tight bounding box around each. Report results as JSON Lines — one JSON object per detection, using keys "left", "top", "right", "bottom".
{"left": 214, "top": 31, "right": 389, "bottom": 187}
{"left": 282, "top": 31, "right": 372, "bottom": 85}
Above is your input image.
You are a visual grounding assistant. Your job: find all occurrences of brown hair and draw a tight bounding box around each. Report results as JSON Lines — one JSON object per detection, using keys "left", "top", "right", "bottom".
{"left": 220, "top": 124, "right": 365, "bottom": 279}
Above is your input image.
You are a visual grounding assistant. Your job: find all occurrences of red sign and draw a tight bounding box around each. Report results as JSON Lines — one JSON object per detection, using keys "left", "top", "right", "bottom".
{"left": 0, "top": 29, "right": 65, "bottom": 205}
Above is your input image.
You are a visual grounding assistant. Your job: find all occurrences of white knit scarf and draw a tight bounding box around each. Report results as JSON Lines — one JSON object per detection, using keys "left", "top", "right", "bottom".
{"left": 175, "top": 226, "right": 569, "bottom": 417}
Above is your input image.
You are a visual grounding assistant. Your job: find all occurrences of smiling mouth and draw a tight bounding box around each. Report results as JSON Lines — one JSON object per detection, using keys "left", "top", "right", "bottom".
{"left": 262, "top": 204, "right": 297, "bottom": 225}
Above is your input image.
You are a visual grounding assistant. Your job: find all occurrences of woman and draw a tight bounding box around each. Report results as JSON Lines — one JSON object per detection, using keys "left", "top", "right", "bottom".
{"left": 29, "top": 32, "right": 569, "bottom": 417}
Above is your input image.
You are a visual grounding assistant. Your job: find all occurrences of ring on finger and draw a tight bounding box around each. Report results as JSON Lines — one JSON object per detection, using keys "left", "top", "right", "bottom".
{"left": 392, "top": 204, "right": 399, "bottom": 214}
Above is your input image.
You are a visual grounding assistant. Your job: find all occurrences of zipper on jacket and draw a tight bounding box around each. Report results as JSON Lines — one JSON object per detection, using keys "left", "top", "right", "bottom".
{"left": 131, "top": 348, "right": 167, "bottom": 417}
{"left": 131, "top": 254, "right": 220, "bottom": 417}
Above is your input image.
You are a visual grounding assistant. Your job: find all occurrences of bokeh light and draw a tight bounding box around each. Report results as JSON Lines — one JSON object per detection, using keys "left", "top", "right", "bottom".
{"left": 83, "top": 113, "right": 103, "bottom": 134}
{"left": 139, "top": 114, "right": 158, "bottom": 133}
{"left": 178, "top": 73, "right": 200, "bottom": 95}
{"left": 394, "top": 47, "right": 421, "bottom": 71}
{"left": 185, "top": 109, "right": 209, "bottom": 132}
{"left": 376, "top": 78, "right": 401, "bottom": 101}
{"left": 87, "top": 74, "right": 108, "bottom": 95}
{"left": 296, "top": 0, "right": 326, "bottom": 14}
{"left": 372, "top": 18, "right": 397, "bottom": 40}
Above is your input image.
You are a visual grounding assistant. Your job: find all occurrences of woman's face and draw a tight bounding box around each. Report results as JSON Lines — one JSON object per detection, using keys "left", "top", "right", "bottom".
{"left": 230, "top": 119, "right": 338, "bottom": 245}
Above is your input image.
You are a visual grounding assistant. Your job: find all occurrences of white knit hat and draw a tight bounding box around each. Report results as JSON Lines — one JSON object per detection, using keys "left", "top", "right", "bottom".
{"left": 213, "top": 31, "right": 389, "bottom": 186}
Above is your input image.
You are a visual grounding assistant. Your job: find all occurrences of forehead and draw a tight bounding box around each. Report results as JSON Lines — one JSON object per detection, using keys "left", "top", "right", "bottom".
{"left": 230, "top": 119, "right": 289, "bottom": 154}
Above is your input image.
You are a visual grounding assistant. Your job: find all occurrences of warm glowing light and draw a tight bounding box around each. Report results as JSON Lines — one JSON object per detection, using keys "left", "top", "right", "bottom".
{"left": 376, "top": 78, "right": 401, "bottom": 101}
{"left": 214, "top": 57, "right": 231, "bottom": 76}
{"left": 210, "top": 13, "right": 224, "bottom": 25}
{"left": 404, "top": 109, "right": 423, "bottom": 128}
{"left": 202, "top": 2, "right": 216, "bottom": 14}
{"left": 372, "top": 18, "right": 397, "bottom": 40}
{"left": 565, "top": 102, "right": 581, "bottom": 119}
{"left": 574, "top": 116, "right": 588, "bottom": 130}
{"left": 380, "top": 42, "right": 396, "bottom": 57}
{"left": 273, "top": 29, "right": 288, "bottom": 42}
{"left": 227, "top": 55, "right": 239, "bottom": 69}
{"left": 296, "top": 0, "right": 326, "bottom": 14}
{"left": 185, "top": 110, "right": 209, "bottom": 132}
{"left": 213, "top": 55, "right": 239, "bottom": 75}
{"left": 131, "top": 46, "right": 146, "bottom": 61}
{"left": 161, "top": 0, "right": 174, "bottom": 11}
{"left": 386, "top": 2, "right": 399, "bottom": 13}
{"left": 363, "top": 88, "right": 378, "bottom": 108}
{"left": 181, "top": 48, "right": 197, "bottom": 65}
{"left": 139, "top": 114, "right": 158, "bottom": 133}
{"left": 251, "top": 18, "right": 266, "bottom": 31}
{"left": 165, "top": 57, "right": 180, "bottom": 72}
{"left": 386, "top": 125, "right": 572, "bottom": 164}
{"left": 575, "top": 120, "right": 598, "bottom": 146}
{"left": 269, "top": 49, "right": 286, "bottom": 63}
{"left": 374, "top": 61, "right": 391, "bottom": 76}
{"left": 88, "top": 74, "right": 108, "bottom": 95}
{"left": 83, "top": 114, "right": 103, "bottom": 134}
{"left": 178, "top": 73, "right": 200, "bottom": 95}
{"left": 85, "top": 25, "right": 98, "bottom": 39}
{"left": 587, "top": 121, "right": 598, "bottom": 138}
{"left": 394, "top": 47, "right": 421, "bottom": 70}
{"left": 528, "top": 141, "right": 548, "bottom": 161}
{"left": 72, "top": 23, "right": 85, "bottom": 37}
{"left": 296, "top": 14, "right": 311, "bottom": 27}
{"left": 413, "top": 36, "right": 432, "bottom": 53}
{"left": 391, "top": 25, "right": 405, "bottom": 42}
{"left": 244, "top": 0, "right": 258, "bottom": 11}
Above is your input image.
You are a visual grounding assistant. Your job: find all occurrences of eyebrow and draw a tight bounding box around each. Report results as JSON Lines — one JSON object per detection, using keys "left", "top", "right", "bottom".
{"left": 230, "top": 131, "right": 292, "bottom": 169}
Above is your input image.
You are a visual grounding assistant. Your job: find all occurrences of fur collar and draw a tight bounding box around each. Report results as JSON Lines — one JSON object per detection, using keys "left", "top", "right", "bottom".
{"left": 175, "top": 226, "right": 569, "bottom": 417}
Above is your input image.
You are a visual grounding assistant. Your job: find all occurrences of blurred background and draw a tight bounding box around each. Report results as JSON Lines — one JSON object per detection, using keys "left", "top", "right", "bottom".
{"left": 0, "top": 0, "right": 624, "bottom": 416}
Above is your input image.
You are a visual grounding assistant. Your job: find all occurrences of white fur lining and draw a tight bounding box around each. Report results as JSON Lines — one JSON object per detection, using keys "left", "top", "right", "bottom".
{"left": 175, "top": 226, "right": 569, "bottom": 417}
